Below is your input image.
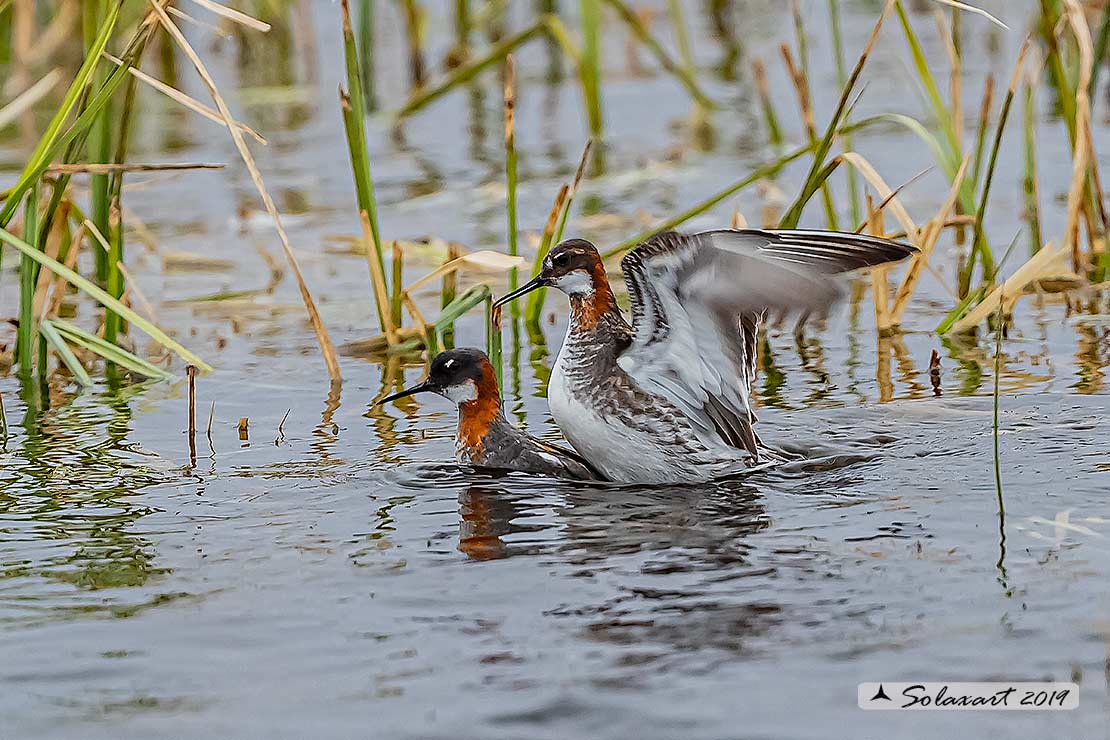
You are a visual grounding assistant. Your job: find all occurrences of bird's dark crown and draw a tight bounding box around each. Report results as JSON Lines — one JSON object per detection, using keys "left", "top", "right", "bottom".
{"left": 427, "top": 348, "right": 489, "bottom": 389}
{"left": 542, "top": 238, "right": 601, "bottom": 279}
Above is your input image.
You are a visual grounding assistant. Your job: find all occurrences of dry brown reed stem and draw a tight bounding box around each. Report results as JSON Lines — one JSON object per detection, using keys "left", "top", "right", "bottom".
{"left": 400, "top": 293, "right": 431, "bottom": 350}
{"left": 867, "top": 196, "right": 893, "bottom": 334}
{"left": 150, "top": 1, "right": 341, "bottom": 381}
{"left": 947, "top": 245, "right": 1069, "bottom": 334}
{"left": 779, "top": 45, "right": 816, "bottom": 137}
{"left": 543, "top": 185, "right": 569, "bottom": 243}
{"left": 30, "top": 214, "right": 64, "bottom": 319}
{"left": 1063, "top": 0, "right": 1107, "bottom": 253}
{"left": 187, "top": 364, "right": 198, "bottom": 442}
{"left": 928, "top": 348, "right": 942, "bottom": 396}
{"left": 503, "top": 55, "right": 515, "bottom": 144}
{"left": 1060, "top": 3, "right": 1093, "bottom": 272}
{"left": 780, "top": 42, "right": 839, "bottom": 228}
{"left": 751, "top": 58, "right": 773, "bottom": 106}
{"left": 103, "top": 53, "right": 268, "bottom": 145}
{"left": 116, "top": 262, "right": 158, "bottom": 323}
{"left": 442, "top": 242, "right": 460, "bottom": 301}
{"left": 837, "top": 153, "right": 917, "bottom": 236}
{"left": 851, "top": 166, "right": 931, "bottom": 233}
{"left": 0, "top": 69, "right": 63, "bottom": 130}
{"left": 11, "top": 0, "right": 33, "bottom": 142}
{"left": 184, "top": 0, "right": 271, "bottom": 32}
{"left": 972, "top": 75, "right": 994, "bottom": 177}
{"left": 166, "top": 5, "right": 234, "bottom": 39}
{"left": 84, "top": 218, "right": 111, "bottom": 254}
{"left": 933, "top": 0, "right": 1006, "bottom": 29}
{"left": 361, "top": 212, "right": 396, "bottom": 344}
{"left": 401, "top": 0, "right": 426, "bottom": 88}
{"left": 776, "top": 0, "right": 893, "bottom": 232}
{"left": 45, "top": 223, "right": 85, "bottom": 319}
{"left": 47, "top": 163, "right": 225, "bottom": 174}
{"left": 25, "top": 0, "right": 76, "bottom": 65}
{"left": 890, "top": 156, "right": 970, "bottom": 324}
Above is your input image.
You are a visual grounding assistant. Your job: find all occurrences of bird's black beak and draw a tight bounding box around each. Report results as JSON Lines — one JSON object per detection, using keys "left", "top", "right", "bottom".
{"left": 492, "top": 274, "right": 546, "bottom": 310}
{"left": 377, "top": 380, "right": 435, "bottom": 405}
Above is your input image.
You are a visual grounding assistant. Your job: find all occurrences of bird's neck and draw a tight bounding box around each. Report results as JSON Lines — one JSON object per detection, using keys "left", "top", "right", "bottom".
{"left": 457, "top": 369, "right": 503, "bottom": 457}
{"left": 568, "top": 262, "right": 622, "bottom": 333}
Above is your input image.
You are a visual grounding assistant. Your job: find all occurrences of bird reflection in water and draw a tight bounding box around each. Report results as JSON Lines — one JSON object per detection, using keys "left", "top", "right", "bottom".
{"left": 457, "top": 485, "right": 527, "bottom": 561}
{"left": 455, "top": 478, "right": 772, "bottom": 565}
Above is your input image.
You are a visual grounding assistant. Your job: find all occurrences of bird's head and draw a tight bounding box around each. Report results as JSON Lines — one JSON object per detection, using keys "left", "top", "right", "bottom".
{"left": 378, "top": 348, "right": 498, "bottom": 406}
{"left": 493, "top": 238, "right": 604, "bottom": 309}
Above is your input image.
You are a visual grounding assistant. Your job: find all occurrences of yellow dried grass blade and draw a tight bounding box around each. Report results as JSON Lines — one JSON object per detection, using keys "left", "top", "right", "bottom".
{"left": 890, "top": 156, "right": 971, "bottom": 323}
{"left": 0, "top": 225, "right": 211, "bottom": 371}
{"left": 151, "top": 1, "right": 340, "bottom": 381}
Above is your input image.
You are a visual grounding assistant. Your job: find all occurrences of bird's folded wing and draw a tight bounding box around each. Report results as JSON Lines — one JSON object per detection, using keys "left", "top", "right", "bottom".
{"left": 616, "top": 229, "right": 915, "bottom": 456}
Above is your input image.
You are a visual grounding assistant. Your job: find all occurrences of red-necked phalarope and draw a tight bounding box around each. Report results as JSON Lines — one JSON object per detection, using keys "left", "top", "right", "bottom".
{"left": 493, "top": 228, "right": 917, "bottom": 484}
{"left": 378, "top": 348, "right": 599, "bottom": 480}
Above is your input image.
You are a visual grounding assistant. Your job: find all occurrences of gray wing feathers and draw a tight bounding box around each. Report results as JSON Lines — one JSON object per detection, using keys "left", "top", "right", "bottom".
{"left": 618, "top": 228, "right": 914, "bottom": 456}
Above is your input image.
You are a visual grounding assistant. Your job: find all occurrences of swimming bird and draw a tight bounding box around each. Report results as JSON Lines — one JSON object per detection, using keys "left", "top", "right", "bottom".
{"left": 378, "top": 347, "right": 599, "bottom": 480}
{"left": 493, "top": 228, "right": 916, "bottom": 484}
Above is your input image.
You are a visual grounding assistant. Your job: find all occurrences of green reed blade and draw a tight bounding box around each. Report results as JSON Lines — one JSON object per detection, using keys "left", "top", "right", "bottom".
{"left": 992, "top": 301, "right": 1004, "bottom": 502}
{"left": 603, "top": 141, "right": 815, "bottom": 258}
{"left": 1, "top": 10, "right": 154, "bottom": 230}
{"left": 779, "top": 2, "right": 890, "bottom": 229}
{"left": 961, "top": 43, "right": 1027, "bottom": 296}
{"left": 935, "top": 286, "right": 984, "bottom": 334}
{"left": 893, "top": 0, "right": 960, "bottom": 163}
{"left": 395, "top": 21, "right": 545, "bottom": 119}
{"left": 603, "top": 0, "right": 713, "bottom": 109}
{"left": 104, "top": 36, "right": 149, "bottom": 347}
{"left": 525, "top": 141, "right": 593, "bottom": 325}
{"left": 969, "top": 76, "right": 994, "bottom": 192}
{"left": 436, "top": 284, "right": 490, "bottom": 328}
{"left": 0, "top": 0, "right": 121, "bottom": 227}
{"left": 580, "top": 0, "right": 603, "bottom": 137}
{"left": 85, "top": 0, "right": 112, "bottom": 284}
{"left": 829, "top": 0, "right": 861, "bottom": 226}
{"left": 1022, "top": 80, "right": 1043, "bottom": 255}
{"left": 869, "top": 112, "right": 975, "bottom": 211}
{"left": 39, "top": 320, "right": 93, "bottom": 388}
{"left": 17, "top": 183, "right": 39, "bottom": 374}
{"left": 357, "top": 0, "right": 376, "bottom": 108}
{"left": 1038, "top": 0, "right": 1077, "bottom": 143}
{"left": 0, "top": 225, "right": 211, "bottom": 372}
{"left": 486, "top": 292, "right": 503, "bottom": 390}
{"left": 602, "top": 111, "right": 907, "bottom": 260}
{"left": 780, "top": 158, "right": 843, "bottom": 231}
{"left": 340, "top": 0, "right": 386, "bottom": 308}
{"left": 51, "top": 319, "right": 173, "bottom": 381}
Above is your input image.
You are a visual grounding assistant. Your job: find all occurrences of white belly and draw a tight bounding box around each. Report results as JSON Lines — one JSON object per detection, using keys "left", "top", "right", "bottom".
{"left": 549, "top": 349, "right": 716, "bottom": 484}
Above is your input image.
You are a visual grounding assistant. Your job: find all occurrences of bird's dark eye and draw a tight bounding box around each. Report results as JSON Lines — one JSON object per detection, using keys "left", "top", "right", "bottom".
{"left": 552, "top": 253, "right": 570, "bottom": 268}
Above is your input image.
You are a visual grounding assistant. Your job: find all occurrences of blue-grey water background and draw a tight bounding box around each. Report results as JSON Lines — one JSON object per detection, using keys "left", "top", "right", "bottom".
{"left": 1, "top": 1, "right": 1108, "bottom": 738}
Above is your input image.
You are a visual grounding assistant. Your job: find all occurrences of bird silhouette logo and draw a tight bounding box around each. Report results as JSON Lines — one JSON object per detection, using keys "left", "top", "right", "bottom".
{"left": 870, "top": 684, "right": 892, "bottom": 702}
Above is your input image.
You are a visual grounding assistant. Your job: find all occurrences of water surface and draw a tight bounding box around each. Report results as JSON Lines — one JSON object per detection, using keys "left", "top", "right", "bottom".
{"left": 2, "top": 2, "right": 1108, "bottom": 738}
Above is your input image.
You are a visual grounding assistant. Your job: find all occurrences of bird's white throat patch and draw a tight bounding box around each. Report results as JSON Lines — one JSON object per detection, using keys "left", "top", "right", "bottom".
{"left": 553, "top": 270, "right": 594, "bottom": 296}
{"left": 440, "top": 380, "right": 478, "bottom": 404}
